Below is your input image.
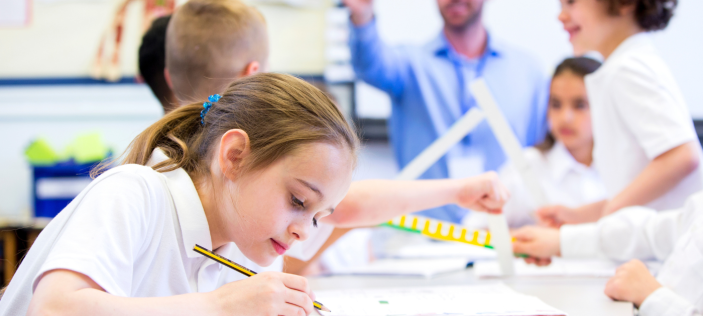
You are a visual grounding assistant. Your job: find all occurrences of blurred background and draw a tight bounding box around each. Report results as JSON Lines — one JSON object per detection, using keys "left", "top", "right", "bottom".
{"left": 0, "top": 0, "right": 702, "bottom": 221}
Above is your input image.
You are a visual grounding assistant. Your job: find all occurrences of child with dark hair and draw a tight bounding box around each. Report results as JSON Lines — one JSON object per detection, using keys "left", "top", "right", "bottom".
{"left": 507, "top": 0, "right": 703, "bottom": 314}
{"left": 138, "top": 15, "right": 177, "bottom": 113}
{"left": 537, "top": 0, "right": 702, "bottom": 226}
{"left": 463, "top": 57, "right": 605, "bottom": 229}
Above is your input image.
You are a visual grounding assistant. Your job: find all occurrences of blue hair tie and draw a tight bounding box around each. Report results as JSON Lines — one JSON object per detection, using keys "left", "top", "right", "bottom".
{"left": 200, "top": 94, "right": 221, "bottom": 126}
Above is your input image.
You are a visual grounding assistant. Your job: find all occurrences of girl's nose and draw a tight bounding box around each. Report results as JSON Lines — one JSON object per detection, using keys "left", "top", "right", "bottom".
{"left": 558, "top": 7, "right": 569, "bottom": 24}
{"left": 289, "top": 221, "right": 310, "bottom": 242}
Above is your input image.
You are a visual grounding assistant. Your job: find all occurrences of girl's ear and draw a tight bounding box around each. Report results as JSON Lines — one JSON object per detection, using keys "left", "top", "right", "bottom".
{"left": 218, "top": 129, "right": 251, "bottom": 181}
{"left": 617, "top": 2, "right": 637, "bottom": 16}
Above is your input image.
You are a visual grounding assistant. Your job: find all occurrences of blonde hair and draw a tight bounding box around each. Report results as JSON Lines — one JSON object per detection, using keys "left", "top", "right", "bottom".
{"left": 165, "top": 0, "right": 268, "bottom": 104}
{"left": 93, "top": 73, "right": 359, "bottom": 180}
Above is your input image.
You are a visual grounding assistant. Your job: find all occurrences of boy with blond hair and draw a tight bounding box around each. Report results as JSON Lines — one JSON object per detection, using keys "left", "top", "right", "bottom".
{"left": 165, "top": 0, "right": 268, "bottom": 104}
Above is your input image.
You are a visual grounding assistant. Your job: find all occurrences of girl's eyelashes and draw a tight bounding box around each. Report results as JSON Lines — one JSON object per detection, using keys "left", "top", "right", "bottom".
{"left": 290, "top": 193, "right": 317, "bottom": 228}
{"left": 291, "top": 195, "right": 305, "bottom": 209}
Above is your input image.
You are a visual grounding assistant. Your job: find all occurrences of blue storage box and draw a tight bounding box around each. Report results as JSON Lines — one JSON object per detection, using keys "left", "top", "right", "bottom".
{"left": 32, "top": 160, "right": 99, "bottom": 218}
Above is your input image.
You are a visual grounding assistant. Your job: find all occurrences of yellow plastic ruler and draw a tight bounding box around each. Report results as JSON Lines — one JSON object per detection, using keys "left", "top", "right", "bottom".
{"left": 380, "top": 214, "right": 493, "bottom": 249}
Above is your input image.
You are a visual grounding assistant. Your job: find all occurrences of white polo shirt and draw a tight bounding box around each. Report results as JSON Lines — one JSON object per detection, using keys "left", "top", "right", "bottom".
{"left": 561, "top": 191, "right": 703, "bottom": 315}
{"left": 585, "top": 32, "right": 703, "bottom": 211}
{"left": 463, "top": 142, "right": 606, "bottom": 228}
{"left": 0, "top": 149, "right": 333, "bottom": 315}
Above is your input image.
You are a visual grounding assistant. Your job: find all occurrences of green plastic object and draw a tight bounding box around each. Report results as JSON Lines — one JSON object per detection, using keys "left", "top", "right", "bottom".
{"left": 69, "top": 132, "right": 109, "bottom": 164}
{"left": 25, "top": 133, "right": 110, "bottom": 166}
{"left": 25, "top": 138, "right": 60, "bottom": 166}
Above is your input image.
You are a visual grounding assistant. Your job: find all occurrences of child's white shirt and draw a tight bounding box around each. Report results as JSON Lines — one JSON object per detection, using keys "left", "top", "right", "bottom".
{"left": 0, "top": 149, "right": 333, "bottom": 315}
{"left": 585, "top": 32, "right": 703, "bottom": 211}
{"left": 462, "top": 142, "right": 606, "bottom": 228}
{"left": 561, "top": 191, "right": 703, "bottom": 315}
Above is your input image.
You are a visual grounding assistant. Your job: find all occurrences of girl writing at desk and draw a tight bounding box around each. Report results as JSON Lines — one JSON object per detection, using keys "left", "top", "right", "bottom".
{"left": 0, "top": 73, "right": 508, "bottom": 316}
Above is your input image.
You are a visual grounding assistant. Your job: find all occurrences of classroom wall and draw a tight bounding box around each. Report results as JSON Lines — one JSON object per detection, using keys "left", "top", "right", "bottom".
{"left": 0, "top": 0, "right": 330, "bottom": 78}
{"left": 0, "top": 0, "right": 332, "bottom": 218}
{"left": 364, "top": 0, "right": 703, "bottom": 118}
{"left": 0, "top": 85, "right": 163, "bottom": 218}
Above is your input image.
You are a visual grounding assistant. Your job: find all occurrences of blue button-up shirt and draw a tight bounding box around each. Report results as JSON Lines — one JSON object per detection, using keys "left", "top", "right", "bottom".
{"left": 350, "top": 20, "right": 549, "bottom": 223}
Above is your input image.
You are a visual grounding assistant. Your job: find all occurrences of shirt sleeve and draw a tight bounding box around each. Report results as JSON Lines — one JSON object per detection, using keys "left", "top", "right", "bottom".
{"left": 349, "top": 19, "right": 409, "bottom": 99}
{"left": 608, "top": 61, "right": 697, "bottom": 160}
{"left": 639, "top": 287, "right": 702, "bottom": 316}
{"left": 560, "top": 191, "right": 703, "bottom": 260}
{"left": 285, "top": 222, "right": 334, "bottom": 261}
{"left": 33, "top": 170, "right": 156, "bottom": 297}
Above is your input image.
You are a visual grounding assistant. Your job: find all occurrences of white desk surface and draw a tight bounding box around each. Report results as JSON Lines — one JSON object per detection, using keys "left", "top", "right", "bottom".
{"left": 309, "top": 267, "right": 633, "bottom": 316}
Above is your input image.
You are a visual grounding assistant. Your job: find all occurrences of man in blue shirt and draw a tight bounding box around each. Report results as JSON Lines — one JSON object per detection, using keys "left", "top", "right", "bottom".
{"left": 345, "top": 0, "right": 548, "bottom": 223}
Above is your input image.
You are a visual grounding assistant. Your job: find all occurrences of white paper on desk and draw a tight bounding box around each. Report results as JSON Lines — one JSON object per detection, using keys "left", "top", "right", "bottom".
{"left": 474, "top": 258, "right": 662, "bottom": 278}
{"left": 315, "top": 283, "right": 566, "bottom": 316}
{"left": 388, "top": 241, "right": 496, "bottom": 260}
{"left": 333, "top": 258, "right": 469, "bottom": 278}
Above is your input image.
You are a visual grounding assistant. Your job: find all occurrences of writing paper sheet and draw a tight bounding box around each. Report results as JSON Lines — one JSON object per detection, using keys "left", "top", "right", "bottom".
{"left": 388, "top": 241, "right": 496, "bottom": 260}
{"left": 316, "top": 283, "right": 565, "bottom": 316}
{"left": 474, "top": 258, "right": 662, "bottom": 278}
{"left": 333, "top": 258, "right": 470, "bottom": 278}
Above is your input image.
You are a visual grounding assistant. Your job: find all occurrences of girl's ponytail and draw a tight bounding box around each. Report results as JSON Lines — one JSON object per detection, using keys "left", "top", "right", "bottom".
{"left": 92, "top": 73, "right": 359, "bottom": 180}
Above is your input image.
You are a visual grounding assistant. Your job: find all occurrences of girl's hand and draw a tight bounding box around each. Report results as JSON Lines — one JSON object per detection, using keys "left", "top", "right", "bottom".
{"left": 604, "top": 260, "right": 662, "bottom": 307}
{"left": 535, "top": 205, "right": 570, "bottom": 228}
{"left": 211, "top": 271, "right": 316, "bottom": 316}
{"left": 512, "top": 226, "right": 561, "bottom": 259}
{"left": 455, "top": 172, "right": 510, "bottom": 214}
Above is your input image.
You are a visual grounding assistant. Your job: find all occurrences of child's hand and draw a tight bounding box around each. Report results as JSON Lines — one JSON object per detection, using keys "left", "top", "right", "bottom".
{"left": 211, "top": 271, "right": 317, "bottom": 316}
{"left": 455, "top": 172, "right": 510, "bottom": 214}
{"left": 535, "top": 205, "right": 571, "bottom": 228}
{"left": 604, "top": 260, "right": 662, "bottom": 307}
{"left": 512, "top": 226, "right": 561, "bottom": 259}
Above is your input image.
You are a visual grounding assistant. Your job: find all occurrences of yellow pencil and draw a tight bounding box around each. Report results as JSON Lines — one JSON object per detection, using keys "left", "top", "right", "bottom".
{"left": 193, "top": 244, "right": 331, "bottom": 313}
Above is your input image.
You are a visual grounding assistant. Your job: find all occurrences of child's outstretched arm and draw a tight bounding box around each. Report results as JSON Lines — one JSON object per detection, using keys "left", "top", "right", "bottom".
{"left": 29, "top": 269, "right": 316, "bottom": 316}
{"left": 322, "top": 172, "right": 509, "bottom": 228}
{"left": 537, "top": 139, "right": 700, "bottom": 227}
{"left": 516, "top": 191, "right": 703, "bottom": 263}
{"left": 602, "top": 141, "right": 700, "bottom": 216}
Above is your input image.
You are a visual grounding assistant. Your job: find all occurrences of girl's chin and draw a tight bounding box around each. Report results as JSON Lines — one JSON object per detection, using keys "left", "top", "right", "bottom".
{"left": 241, "top": 247, "right": 279, "bottom": 268}
{"left": 251, "top": 254, "right": 278, "bottom": 268}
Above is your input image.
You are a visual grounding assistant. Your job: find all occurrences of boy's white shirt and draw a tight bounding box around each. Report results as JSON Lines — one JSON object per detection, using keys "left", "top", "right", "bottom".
{"left": 561, "top": 191, "right": 703, "bottom": 315}
{"left": 0, "top": 149, "right": 333, "bottom": 315}
{"left": 584, "top": 32, "right": 703, "bottom": 211}
{"left": 462, "top": 142, "right": 606, "bottom": 228}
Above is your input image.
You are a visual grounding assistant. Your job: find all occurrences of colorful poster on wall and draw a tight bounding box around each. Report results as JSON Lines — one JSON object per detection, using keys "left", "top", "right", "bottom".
{"left": 0, "top": 0, "right": 31, "bottom": 27}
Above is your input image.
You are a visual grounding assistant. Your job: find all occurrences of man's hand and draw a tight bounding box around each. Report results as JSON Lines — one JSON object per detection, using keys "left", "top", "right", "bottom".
{"left": 604, "top": 260, "right": 662, "bottom": 307}
{"left": 342, "top": 0, "right": 374, "bottom": 26}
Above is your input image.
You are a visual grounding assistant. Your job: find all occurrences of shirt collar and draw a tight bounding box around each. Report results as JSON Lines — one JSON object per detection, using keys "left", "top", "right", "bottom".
{"left": 545, "top": 141, "right": 589, "bottom": 183}
{"left": 148, "top": 148, "right": 212, "bottom": 258}
{"left": 430, "top": 30, "right": 501, "bottom": 60}
{"left": 606, "top": 32, "right": 653, "bottom": 63}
